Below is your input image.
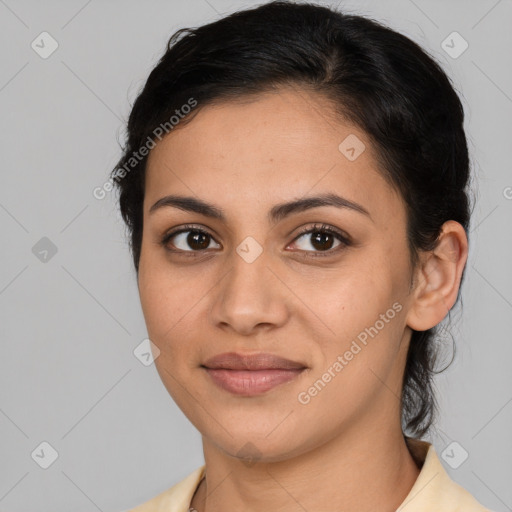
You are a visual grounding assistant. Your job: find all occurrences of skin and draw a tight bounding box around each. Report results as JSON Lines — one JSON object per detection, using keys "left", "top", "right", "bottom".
{"left": 137, "top": 86, "right": 468, "bottom": 512}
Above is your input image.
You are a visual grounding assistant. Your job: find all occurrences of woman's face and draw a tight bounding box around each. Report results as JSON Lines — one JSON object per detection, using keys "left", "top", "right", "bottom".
{"left": 138, "top": 87, "right": 416, "bottom": 461}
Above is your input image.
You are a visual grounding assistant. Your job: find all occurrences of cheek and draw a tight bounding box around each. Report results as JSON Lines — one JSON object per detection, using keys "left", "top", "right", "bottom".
{"left": 138, "top": 254, "right": 203, "bottom": 407}
{"left": 137, "top": 246, "right": 192, "bottom": 350}
{"left": 300, "top": 246, "right": 409, "bottom": 377}
{"left": 292, "top": 281, "right": 407, "bottom": 434}
{"left": 297, "top": 259, "right": 398, "bottom": 337}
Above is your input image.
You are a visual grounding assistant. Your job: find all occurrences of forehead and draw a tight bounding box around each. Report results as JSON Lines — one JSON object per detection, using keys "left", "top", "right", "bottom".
{"left": 144, "top": 87, "right": 404, "bottom": 225}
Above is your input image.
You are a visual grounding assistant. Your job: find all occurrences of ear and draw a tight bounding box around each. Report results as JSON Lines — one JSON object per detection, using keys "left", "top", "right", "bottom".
{"left": 406, "top": 220, "right": 468, "bottom": 331}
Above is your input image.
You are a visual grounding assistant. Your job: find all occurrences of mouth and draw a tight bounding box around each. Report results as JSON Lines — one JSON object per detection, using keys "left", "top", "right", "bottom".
{"left": 201, "top": 352, "right": 308, "bottom": 396}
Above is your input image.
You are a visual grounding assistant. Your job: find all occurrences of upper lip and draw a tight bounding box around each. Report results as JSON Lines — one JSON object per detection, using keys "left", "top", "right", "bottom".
{"left": 202, "top": 352, "right": 307, "bottom": 371}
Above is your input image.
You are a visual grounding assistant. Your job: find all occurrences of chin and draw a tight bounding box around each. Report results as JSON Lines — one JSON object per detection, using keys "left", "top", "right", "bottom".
{"left": 217, "top": 436, "right": 306, "bottom": 465}
{"left": 200, "top": 416, "right": 316, "bottom": 461}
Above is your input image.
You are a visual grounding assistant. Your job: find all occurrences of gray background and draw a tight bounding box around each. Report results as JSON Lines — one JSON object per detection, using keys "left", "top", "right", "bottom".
{"left": 1, "top": 0, "right": 511, "bottom": 511}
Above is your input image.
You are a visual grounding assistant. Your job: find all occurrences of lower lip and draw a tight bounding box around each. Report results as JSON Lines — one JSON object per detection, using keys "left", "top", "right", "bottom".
{"left": 204, "top": 368, "right": 305, "bottom": 396}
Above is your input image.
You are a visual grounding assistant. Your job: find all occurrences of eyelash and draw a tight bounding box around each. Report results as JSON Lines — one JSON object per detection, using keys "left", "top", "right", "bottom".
{"left": 160, "top": 223, "right": 352, "bottom": 258}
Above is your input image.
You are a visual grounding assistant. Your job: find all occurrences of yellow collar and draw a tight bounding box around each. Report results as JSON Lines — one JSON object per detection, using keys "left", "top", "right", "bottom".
{"left": 128, "top": 437, "right": 492, "bottom": 512}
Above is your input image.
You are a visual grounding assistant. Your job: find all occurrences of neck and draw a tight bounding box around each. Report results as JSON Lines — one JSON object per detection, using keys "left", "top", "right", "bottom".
{"left": 190, "top": 419, "right": 421, "bottom": 512}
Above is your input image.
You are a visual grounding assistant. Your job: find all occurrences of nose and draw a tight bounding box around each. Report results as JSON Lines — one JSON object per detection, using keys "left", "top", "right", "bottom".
{"left": 209, "top": 245, "right": 290, "bottom": 336}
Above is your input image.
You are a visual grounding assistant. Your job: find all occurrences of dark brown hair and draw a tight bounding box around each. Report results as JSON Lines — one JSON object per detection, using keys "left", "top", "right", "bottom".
{"left": 111, "top": 0, "right": 471, "bottom": 438}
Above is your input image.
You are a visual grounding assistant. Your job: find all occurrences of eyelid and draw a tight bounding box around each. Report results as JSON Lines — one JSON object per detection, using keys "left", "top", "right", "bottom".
{"left": 160, "top": 223, "right": 219, "bottom": 252}
{"left": 286, "top": 223, "right": 351, "bottom": 257}
{"left": 291, "top": 223, "right": 351, "bottom": 244}
{"left": 161, "top": 222, "right": 352, "bottom": 256}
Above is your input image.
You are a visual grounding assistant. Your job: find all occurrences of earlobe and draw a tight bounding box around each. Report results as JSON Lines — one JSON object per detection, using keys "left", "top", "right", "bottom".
{"left": 406, "top": 220, "right": 468, "bottom": 332}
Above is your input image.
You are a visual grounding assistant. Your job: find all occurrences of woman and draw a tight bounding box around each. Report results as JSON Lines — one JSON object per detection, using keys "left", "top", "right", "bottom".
{"left": 112, "top": 1, "right": 494, "bottom": 511}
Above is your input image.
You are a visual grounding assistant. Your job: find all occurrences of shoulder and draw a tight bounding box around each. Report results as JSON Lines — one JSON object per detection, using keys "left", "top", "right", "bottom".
{"left": 400, "top": 437, "right": 496, "bottom": 512}
{"left": 126, "top": 465, "right": 206, "bottom": 512}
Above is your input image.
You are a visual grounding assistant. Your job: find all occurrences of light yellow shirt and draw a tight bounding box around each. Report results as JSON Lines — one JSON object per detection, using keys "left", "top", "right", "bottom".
{"left": 128, "top": 437, "right": 494, "bottom": 511}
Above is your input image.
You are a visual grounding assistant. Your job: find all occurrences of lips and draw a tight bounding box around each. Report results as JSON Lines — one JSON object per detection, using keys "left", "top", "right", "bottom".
{"left": 203, "top": 352, "right": 307, "bottom": 371}
{"left": 202, "top": 352, "right": 307, "bottom": 396}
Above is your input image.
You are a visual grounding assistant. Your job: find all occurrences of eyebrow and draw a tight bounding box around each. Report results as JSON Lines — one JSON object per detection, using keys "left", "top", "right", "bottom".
{"left": 149, "top": 193, "right": 372, "bottom": 223}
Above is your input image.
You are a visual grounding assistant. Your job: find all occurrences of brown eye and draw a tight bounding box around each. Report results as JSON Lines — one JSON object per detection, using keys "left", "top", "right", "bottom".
{"left": 161, "top": 225, "right": 221, "bottom": 252}
{"left": 290, "top": 223, "right": 351, "bottom": 256}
